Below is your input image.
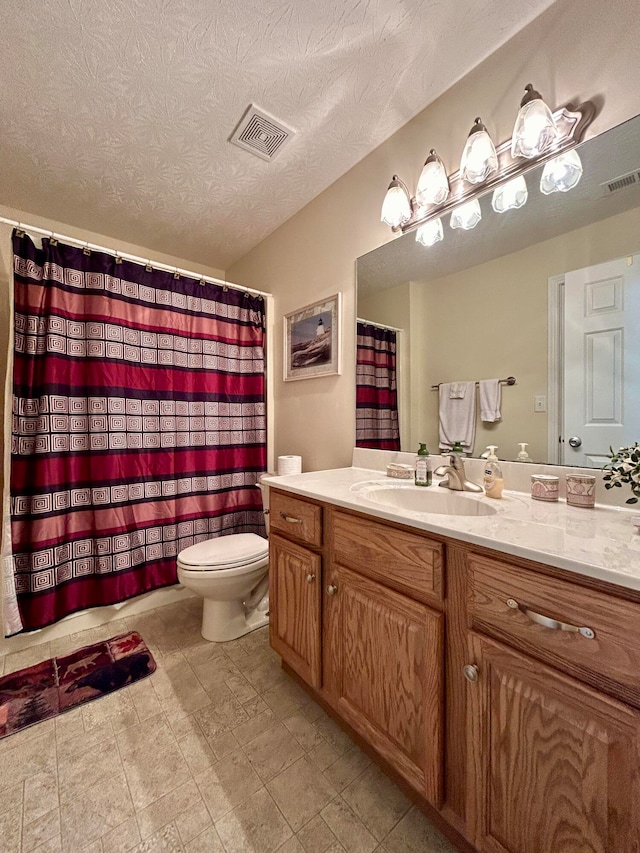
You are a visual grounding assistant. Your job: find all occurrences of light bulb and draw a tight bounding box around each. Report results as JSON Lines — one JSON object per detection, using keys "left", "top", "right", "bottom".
{"left": 450, "top": 199, "right": 482, "bottom": 230}
{"left": 460, "top": 118, "right": 498, "bottom": 184}
{"left": 415, "top": 150, "right": 450, "bottom": 206}
{"left": 415, "top": 218, "right": 444, "bottom": 247}
{"left": 380, "top": 175, "right": 412, "bottom": 227}
{"left": 492, "top": 175, "right": 528, "bottom": 212}
{"left": 540, "top": 150, "right": 583, "bottom": 194}
{"left": 511, "top": 84, "right": 559, "bottom": 159}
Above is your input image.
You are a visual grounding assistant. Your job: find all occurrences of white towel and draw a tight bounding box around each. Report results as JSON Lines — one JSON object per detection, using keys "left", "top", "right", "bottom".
{"left": 438, "top": 381, "right": 476, "bottom": 453}
{"left": 479, "top": 379, "right": 502, "bottom": 422}
{"left": 449, "top": 382, "right": 466, "bottom": 399}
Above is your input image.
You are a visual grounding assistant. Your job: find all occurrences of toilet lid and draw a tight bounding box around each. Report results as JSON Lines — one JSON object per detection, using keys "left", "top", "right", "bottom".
{"left": 178, "top": 533, "right": 268, "bottom": 570}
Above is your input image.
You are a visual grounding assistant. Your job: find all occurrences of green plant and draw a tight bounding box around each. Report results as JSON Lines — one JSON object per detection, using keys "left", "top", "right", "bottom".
{"left": 602, "top": 444, "right": 640, "bottom": 504}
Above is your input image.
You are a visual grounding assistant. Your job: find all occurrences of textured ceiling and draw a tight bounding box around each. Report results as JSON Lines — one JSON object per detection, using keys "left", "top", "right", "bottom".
{"left": 0, "top": 0, "right": 558, "bottom": 271}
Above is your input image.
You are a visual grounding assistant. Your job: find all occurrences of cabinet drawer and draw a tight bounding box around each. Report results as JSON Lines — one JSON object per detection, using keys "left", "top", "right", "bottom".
{"left": 331, "top": 510, "right": 443, "bottom": 603}
{"left": 468, "top": 553, "right": 640, "bottom": 702}
{"left": 269, "top": 490, "right": 322, "bottom": 547}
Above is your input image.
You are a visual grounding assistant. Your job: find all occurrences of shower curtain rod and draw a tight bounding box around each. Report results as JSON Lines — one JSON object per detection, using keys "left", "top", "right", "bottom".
{"left": 0, "top": 216, "right": 269, "bottom": 298}
{"left": 356, "top": 317, "right": 403, "bottom": 333}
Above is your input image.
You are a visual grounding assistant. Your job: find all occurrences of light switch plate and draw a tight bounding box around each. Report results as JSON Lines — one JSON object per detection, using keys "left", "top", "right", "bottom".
{"left": 534, "top": 395, "right": 547, "bottom": 412}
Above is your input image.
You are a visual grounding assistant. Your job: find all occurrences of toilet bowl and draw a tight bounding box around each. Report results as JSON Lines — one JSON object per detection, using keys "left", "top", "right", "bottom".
{"left": 177, "top": 532, "right": 269, "bottom": 642}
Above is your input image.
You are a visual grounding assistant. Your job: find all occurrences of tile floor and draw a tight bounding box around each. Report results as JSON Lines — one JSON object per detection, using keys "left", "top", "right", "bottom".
{"left": 0, "top": 598, "right": 457, "bottom": 853}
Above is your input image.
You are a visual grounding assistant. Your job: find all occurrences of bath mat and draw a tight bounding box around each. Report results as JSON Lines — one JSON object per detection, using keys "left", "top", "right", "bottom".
{"left": 0, "top": 631, "right": 156, "bottom": 740}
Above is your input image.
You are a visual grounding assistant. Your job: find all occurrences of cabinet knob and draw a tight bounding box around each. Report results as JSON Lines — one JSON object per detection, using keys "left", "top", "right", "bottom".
{"left": 463, "top": 664, "right": 479, "bottom": 683}
{"left": 305, "top": 573, "right": 315, "bottom": 584}
{"left": 326, "top": 584, "right": 338, "bottom": 596}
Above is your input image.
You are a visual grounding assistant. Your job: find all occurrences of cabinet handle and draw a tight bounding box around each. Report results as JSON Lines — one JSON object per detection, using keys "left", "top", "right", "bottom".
{"left": 305, "top": 573, "right": 315, "bottom": 584}
{"left": 506, "top": 598, "right": 595, "bottom": 639}
{"left": 326, "top": 584, "right": 338, "bottom": 596}
{"left": 463, "top": 664, "right": 479, "bottom": 683}
{"left": 280, "top": 512, "right": 302, "bottom": 524}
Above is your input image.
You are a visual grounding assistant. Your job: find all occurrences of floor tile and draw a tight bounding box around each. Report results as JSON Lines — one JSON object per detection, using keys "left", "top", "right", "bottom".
{"left": 296, "top": 814, "right": 340, "bottom": 853}
{"left": 175, "top": 799, "right": 213, "bottom": 845}
{"left": 320, "top": 797, "right": 378, "bottom": 853}
{"left": 136, "top": 778, "right": 201, "bottom": 840}
{"left": 243, "top": 722, "right": 304, "bottom": 782}
{"left": 130, "top": 820, "right": 185, "bottom": 852}
{"left": 215, "top": 787, "right": 292, "bottom": 853}
{"left": 282, "top": 711, "right": 325, "bottom": 751}
{"left": 122, "top": 737, "right": 192, "bottom": 811}
{"left": 60, "top": 770, "right": 134, "bottom": 849}
{"left": 23, "top": 771, "right": 58, "bottom": 825}
{"left": 381, "top": 806, "right": 458, "bottom": 853}
{"left": 22, "top": 806, "right": 60, "bottom": 852}
{"left": 0, "top": 730, "right": 56, "bottom": 791}
{"left": 232, "top": 709, "right": 277, "bottom": 746}
{"left": 184, "top": 825, "right": 225, "bottom": 853}
{"left": 195, "top": 749, "right": 262, "bottom": 821}
{"left": 100, "top": 815, "right": 141, "bottom": 853}
{"left": 194, "top": 696, "right": 248, "bottom": 744}
{"left": 267, "top": 755, "right": 337, "bottom": 831}
{"left": 341, "top": 765, "right": 410, "bottom": 841}
{"left": 323, "top": 746, "right": 371, "bottom": 793}
{"left": 58, "top": 735, "right": 124, "bottom": 794}
{"left": 0, "top": 807, "right": 21, "bottom": 853}
{"left": 3, "top": 642, "right": 52, "bottom": 674}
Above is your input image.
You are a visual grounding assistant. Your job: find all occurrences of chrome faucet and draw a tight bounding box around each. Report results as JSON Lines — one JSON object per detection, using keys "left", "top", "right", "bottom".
{"left": 434, "top": 453, "right": 483, "bottom": 493}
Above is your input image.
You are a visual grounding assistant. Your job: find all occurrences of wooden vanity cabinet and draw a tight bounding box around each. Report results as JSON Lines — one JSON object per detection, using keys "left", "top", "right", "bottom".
{"left": 268, "top": 486, "right": 640, "bottom": 853}
{"left": 268, "top": 491, "right": 323, "bottom": 689}
{"left": 465, "top": 553, "right": 640, "bottom": 853}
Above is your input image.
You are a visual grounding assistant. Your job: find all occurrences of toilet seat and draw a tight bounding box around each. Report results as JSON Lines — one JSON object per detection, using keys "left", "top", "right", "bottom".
{"left": 177, "top": 533, "right": 268, "bottom": 571}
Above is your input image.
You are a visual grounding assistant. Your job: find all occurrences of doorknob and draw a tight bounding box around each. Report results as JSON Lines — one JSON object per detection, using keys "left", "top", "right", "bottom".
{"left": 305, "top": 573, "right": 315, "bottom": 584}
{"left": 326, "top": 584, "right": 338, "bottom": 596}
{"left": 568, "top": 436, "right": 582, "bottom": 448}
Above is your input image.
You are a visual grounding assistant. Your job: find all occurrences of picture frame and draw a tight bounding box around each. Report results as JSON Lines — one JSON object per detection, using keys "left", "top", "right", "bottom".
{"left": 283, "top": 293, "right": 342, "bottom": 381}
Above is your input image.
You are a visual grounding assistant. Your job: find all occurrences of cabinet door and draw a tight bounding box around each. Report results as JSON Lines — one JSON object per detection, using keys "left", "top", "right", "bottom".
{"left": 325, "top": 564, "right": 443, "bottom": 806}
{"left": 466, "top": 633, "right": 640, "bottom": 853}
{"left": 269, "top": 534, "right": 322, "bottom": 689}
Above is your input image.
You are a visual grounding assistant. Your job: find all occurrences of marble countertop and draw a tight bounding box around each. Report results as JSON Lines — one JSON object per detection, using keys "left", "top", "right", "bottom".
{"left": 264, "top": 466, "right": 640, "bottom": 593}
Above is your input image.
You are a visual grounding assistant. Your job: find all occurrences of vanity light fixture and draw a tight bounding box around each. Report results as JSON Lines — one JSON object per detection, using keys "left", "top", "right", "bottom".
{"left": 415, "top": 150, "right": 450, "bottom": 206}
{"left": 539, "top": 149, "right": 584, "bottom": 194}
{"left": 450, "top": 198, "right": 482, "bottom": 230}
{"left": 459, "top": 118, "right": 498, "bottom": 184}
{"left": 381, "top": 91, "right": 594, "bottom": 237}
{"left": 415, "top": 217, "right": 444, "bottom": 247}
{"left": 511, "top": 84, "right": 560, "bottom": 159}
{"left": 380, "top": 175, "right": 413, "bottom": 227}
{"left": 492, "top": 174, "right": 528, "bottom": 212}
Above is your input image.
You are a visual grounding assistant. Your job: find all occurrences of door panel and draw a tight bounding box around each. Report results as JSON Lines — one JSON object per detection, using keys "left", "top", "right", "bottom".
{"left": 467, "top": 633, "right": 640, "bottom": 853}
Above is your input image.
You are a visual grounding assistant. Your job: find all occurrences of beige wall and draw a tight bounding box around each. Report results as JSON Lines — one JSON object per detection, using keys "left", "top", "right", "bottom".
{"left": 228, "top": 0, "right": 640, "bottom": 471}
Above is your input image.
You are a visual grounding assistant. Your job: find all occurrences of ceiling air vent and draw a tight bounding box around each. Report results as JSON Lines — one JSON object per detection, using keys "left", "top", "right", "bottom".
{"left": 229, "top": 104, "right": 295, "bottom": 162}
{"left": 601, "top": 170, "right": 640, "bottom": 195}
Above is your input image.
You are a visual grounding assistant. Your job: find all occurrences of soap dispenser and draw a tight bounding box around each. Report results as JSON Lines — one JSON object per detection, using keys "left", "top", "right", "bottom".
{"left": 415, "top": 443, "right": 432, "bottom": 487}
{"left": 483, "top": 446, "right": 504, "bottom": 499}
{"left": 517, "top": 443, "right": 531, "bottom": 462}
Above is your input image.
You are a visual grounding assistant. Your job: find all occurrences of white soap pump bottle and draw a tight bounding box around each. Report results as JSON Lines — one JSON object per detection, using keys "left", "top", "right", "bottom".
{"left": 483, "top": 446, "right": 504, "bottom": 499}
{"left": 517, "top": 442, "right": 531, "bottom": 462}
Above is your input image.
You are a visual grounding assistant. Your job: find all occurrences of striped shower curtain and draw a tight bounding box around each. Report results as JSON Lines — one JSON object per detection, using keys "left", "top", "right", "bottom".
{"left": 5, "top": 233, "right": 266, "bottom": 634}
{"left": 355, "top": 321, "right": 400, "bottom": 450}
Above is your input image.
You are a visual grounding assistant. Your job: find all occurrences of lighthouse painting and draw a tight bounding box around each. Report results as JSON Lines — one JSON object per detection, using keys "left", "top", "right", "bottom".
{"left": 284, "top": 294, "right": 341, "bottom": 381}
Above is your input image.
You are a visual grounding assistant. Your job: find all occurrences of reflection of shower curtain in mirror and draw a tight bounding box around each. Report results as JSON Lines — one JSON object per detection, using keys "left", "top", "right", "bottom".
{"left": 5, "top": 233, "right": 266, "bottom": 634}
{"left": 355, "top": 322, "right": 400, "bottom": 450}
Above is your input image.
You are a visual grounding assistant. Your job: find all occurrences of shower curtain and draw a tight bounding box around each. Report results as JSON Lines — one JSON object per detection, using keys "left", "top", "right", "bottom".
{"left": 355, "top": 321, "right": 400, "bottom": 450}
{"left": 5, "top": 232, "right": 266, "bottom": 634}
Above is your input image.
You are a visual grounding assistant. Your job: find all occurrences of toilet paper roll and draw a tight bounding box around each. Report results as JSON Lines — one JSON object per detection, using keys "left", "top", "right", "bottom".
{"left": 277, "top": 455, "right": 302, "bottom": 476}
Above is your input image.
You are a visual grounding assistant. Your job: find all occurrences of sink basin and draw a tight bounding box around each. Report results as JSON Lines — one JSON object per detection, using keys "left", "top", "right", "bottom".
{"left": 351, "top": 482, "right": 498, "bottom": 517}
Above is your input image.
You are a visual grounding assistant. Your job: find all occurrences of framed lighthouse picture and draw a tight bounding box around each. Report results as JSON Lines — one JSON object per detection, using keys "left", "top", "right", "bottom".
{"left": 283, "top": 293, "right": 342, "bottom": 381}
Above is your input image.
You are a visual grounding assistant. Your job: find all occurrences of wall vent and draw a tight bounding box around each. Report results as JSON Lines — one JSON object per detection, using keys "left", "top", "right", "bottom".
{"left": 601, "top": 170, "right": 640, "bottom": 195}
{"left": 229, "top": 104, "right": 295, "bottom": 162}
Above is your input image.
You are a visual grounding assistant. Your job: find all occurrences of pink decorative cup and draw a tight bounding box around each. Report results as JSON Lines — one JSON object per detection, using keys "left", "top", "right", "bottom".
{"left": 566, "top": 474, "right": 596, "bottom": 508}
{"left": 530, "top": 474, "right": 559, "bottom": 502}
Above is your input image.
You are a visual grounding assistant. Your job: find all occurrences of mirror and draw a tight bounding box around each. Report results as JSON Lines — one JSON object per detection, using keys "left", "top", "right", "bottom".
{"left": 357, "top": 114, "right": 640, "bottom": 465}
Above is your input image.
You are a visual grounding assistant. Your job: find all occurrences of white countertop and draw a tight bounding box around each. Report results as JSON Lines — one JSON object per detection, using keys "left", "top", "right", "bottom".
{"left": 264, "top": 466, "right": 640, "bottom": 593}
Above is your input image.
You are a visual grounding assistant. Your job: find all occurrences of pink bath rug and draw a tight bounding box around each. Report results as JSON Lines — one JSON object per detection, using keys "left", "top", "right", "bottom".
{"left": 0, "top": 631, "right": 156, "bottom": 739}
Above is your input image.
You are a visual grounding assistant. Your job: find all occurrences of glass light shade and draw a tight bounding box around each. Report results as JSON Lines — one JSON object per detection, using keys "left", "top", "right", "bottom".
{"left": 460, "top": 118, "right": 498, "bottom": 184}
{"left": 540, "top": 150, "right": 583, "bottom": 194}
{"left": 415, "top": 151, "right": 450, "bottom": 206}
{"left": 415, "top": 218, "right": 444, "bottom": 247}
{"left": 511, "top": 86, "right": 559, "bottom": 159}
{"left": 380, "top": 176, "right": 412, "bottom": 227}
{"left": 492, "top": 175, "right": 528, "bottom": 212}
{"left": 450, "top": 199, "right": 482, "bottom": 231}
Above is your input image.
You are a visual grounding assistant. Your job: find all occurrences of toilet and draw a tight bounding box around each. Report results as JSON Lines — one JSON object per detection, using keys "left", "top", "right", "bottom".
{"left": 177, "top": 485, "right": 270, "bottom": 642}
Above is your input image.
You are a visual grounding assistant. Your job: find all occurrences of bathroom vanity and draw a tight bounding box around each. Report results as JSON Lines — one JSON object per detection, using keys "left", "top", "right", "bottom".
{"left": 266, "top": 466, "right": 640, "bottom": 853}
